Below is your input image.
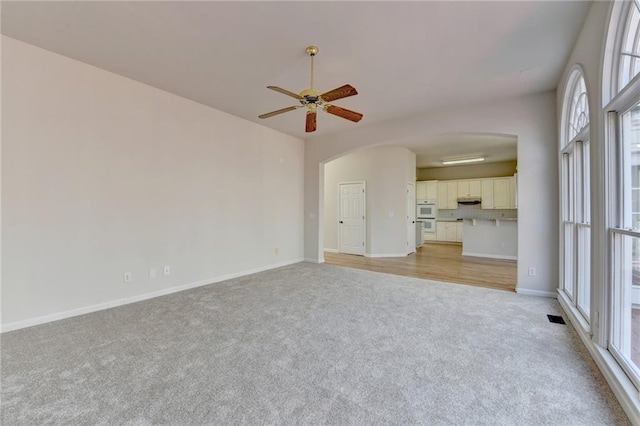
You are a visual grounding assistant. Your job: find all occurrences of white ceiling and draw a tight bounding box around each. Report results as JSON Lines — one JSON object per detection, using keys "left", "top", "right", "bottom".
{"left": 2, "top": 1, "right": 590, "bottom": 160}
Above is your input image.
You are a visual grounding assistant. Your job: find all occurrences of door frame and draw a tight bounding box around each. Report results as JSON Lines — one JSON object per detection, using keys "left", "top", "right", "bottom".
{"left": 337, "top": 181, "right": 366, "bottom": 255}
{"left": 407, "top": 182, "right": 416, "bottom": 255}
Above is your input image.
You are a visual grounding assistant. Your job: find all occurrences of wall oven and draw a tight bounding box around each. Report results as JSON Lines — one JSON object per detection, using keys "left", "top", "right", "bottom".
{"left": 417, "top": 201, "right": 437, "bottom": 220}
{"left": 421, "top": 217, "right": 436, "bottom": 233}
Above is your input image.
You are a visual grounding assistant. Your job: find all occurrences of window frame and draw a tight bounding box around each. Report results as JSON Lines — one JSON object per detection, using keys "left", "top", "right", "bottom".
{"left": 559, "top": 67, "right": 592, "bottom": 326}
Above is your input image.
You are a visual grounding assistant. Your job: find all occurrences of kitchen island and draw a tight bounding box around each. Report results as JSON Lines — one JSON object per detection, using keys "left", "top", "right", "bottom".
{"left": 461, "top": 218, "right": 517, "bottom": 260}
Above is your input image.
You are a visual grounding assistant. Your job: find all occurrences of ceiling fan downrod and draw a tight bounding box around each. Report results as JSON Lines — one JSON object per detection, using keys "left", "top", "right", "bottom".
{"left": 306, "top": 45, "right": 319, "bottom": 91}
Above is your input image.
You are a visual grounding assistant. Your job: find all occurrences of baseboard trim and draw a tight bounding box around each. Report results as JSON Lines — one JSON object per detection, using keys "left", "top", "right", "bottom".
{"left": 515, "top": 288, "right": 557, "bottom": 298}
{"left": 323, "top": 248, "right": 338, "bottom": 253}
{"left": 365, "top": 253, "right": 407, "bottom": 258}
{"left": 304, "top": 257, "right": 325, "bottom": 264}
{"left": 462, "top": 251, "right": 517, "bottom": 260}
{"left": 1, "top": 258, "right": 304, "bottom": 333}
{"left": 557, "top": 292, "right": 640, "bottom": 424}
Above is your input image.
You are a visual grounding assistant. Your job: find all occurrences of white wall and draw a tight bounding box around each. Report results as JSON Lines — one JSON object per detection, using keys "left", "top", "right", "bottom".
{"left": 324, "top": 146, "right": 416, "bottom": 256}
{"left": 305, "top": 92, "right": 558, "bottom": 296}
{"left": 1, "top": 37, "right": 305, "bottom": 328}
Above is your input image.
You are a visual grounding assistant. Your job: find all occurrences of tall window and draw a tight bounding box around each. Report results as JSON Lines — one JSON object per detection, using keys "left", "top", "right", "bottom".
{"left": 607, "top": 0, "right": 640, "bottom": 391}
{"left": 560, "top": 70, "right": 591, "bottom": 323}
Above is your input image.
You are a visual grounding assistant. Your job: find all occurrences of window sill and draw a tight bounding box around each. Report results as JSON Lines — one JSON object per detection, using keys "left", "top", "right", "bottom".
{"left": 557, "top": 291, "right": 640, "bottom": 424}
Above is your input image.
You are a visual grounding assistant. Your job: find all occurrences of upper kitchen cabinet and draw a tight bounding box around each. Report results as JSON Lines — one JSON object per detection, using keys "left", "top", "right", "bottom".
{"left": 493, "top": 178, "right": 510, "bottom": 209}
{"left": 457, "top": 180, "right": 481, "bottom": 198}
{"left": 481, "top": 179, "right": 494, "bottom": 209}
{"left": 416, "top": 180, "right": 438, "bottom": 202}
{"left": 438, "top": 181, "right": 458, "bottom": 209}
{"left": 481, "top": 177, "right": 516, "bottom": 209}
{"left": 425, "top": 181, "right": 438, "bottom": 201}
{"left": 509, "top": 174, "right": 517, "bottom": 208}
{"left": 416, "top": 181, "right": 427, "bottom": 201}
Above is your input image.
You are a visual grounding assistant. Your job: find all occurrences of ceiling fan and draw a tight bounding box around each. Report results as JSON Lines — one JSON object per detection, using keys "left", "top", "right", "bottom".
{"left": 258, "top": 46, "right": 363, "bottom": 133}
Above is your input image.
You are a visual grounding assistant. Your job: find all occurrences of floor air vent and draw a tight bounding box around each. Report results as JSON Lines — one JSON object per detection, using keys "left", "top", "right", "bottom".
{"left": 547, "top": 314, "right": 566, "bottom": 324}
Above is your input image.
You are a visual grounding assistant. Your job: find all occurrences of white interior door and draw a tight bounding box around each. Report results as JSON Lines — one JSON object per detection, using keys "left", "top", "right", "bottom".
{"left": 339, "top": 182, "right": 365, "bottom": 255}
{"left": 407, "top": 183, "right": 416, "bottom": 254}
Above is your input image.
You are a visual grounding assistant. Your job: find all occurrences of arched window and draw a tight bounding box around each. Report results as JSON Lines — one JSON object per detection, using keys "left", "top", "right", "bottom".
{"left": 605, "top": 0, "right": 640, "bottom": 392}
{"left": 560, "top": 68, "right": 591, "bottom": 323}
{"left": 567, "top": 74, "right": 589, "bottom": 142}
{"left": 619, "top": 0, "right": 640, "bottom": 91}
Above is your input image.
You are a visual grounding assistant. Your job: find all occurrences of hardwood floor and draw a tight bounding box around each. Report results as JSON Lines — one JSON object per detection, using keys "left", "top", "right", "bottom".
{"left": 324, "top": 243, "right": 517, "bottom": 292}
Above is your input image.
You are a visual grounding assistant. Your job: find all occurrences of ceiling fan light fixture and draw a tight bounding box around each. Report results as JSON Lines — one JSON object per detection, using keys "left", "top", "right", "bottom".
{"left": 258, "top": 45, "right": 363, "bottom": 133}
{"left": 441, "top": 157, "right": 485, "bottom": 166}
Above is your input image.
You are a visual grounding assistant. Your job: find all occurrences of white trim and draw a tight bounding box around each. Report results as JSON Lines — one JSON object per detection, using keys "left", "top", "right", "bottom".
{"left": 461, "top": 251, "right": 517, "bottom": 261}
{"left": 515, "top": 288, "right": 557, "bottom": 298}
{"left": 558, "top": 293, "right": 640, "bottom": 424}
{"left": 364, "top": 253, "right": 407, "bottom": 258}
{"left": 1, "top": 258, "right": 304, "bottom": 333}
{"left": 323, "top": 248, "right": 338, "bottom": 253}
{"left": 558, "top": 290, "right": 591, "bottom": 332}
{"left": 304, "top": 257, "right": 324, "bottom": 264}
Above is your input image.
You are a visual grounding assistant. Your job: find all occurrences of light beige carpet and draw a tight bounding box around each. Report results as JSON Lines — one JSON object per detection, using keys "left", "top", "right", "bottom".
{"left": 1, "top": 263, "right": 630, "bottom": 425}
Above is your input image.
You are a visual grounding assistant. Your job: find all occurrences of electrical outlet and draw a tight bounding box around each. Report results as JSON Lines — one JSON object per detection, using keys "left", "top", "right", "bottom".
{"left": 163, "top": 265, "right": 171, "bottom": 276}
{"left": 275, "top": 247, "right": 280, "bottom": 255}
{"left": 123, "top": 272, "right": 132, "bottom": 283}
{"left": 149, "top": 268, "right": 156, "bottom": 278}
{"left": 528, "top": 267, "right": 536, "bottom": 277}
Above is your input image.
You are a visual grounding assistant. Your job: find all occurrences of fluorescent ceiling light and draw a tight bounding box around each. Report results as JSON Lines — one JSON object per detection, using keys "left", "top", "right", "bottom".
{"left": 441, "top": 157, "right": 485, "bottom": 165}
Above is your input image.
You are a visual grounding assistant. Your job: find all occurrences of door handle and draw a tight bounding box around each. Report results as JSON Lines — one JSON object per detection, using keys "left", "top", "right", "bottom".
{"left": 339, "top": 221, "right": 344, "bottom": 223}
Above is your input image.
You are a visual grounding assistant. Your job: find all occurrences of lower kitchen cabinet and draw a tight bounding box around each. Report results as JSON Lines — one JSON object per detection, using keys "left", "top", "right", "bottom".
{"left": 456, "top": 222, "right": 463, "bottom": 241}
{"left": 423, "top": 233, "right": 437, "bottom": 241}
{"left": 435, "top": 222, "right": 463, "bottom": 242}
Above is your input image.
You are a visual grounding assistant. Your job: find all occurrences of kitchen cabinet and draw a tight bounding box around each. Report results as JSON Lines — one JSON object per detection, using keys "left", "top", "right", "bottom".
{"left": 457, "top": 180, "right": 481, "bottom": 197}
{"left": 438, "top": 181, "right": 458, "bottom": 209}
{"left": 416, "top": 180, "right": 438, "bottom": 203}
{"left": 425, "top": 181, "right": 438, "bottom": 201}
{"left": 481, "top": 177, "right": 514, "bottom": 210}
{"left": 493, "top": 178, "right": 510, "bottom": 209}
{"left": 416, "top": 180, "right": 438, "bottom": 202}
{"left": 416, "top": 181, "right": 427, "bottom": 201}
{"left": 509, "top": 175, "right": 517, "bottom": 208}
{"left": 423, "top": 232, "right": 436, "bottom": 241}
{"left": 445, "top": 223, "right": 457, "bottom": 241}
{"left": 481, "top": 179, "right": 494, "bottom": 209}
{"left": 435, "top": 221, "right": 463, "bottom": 242}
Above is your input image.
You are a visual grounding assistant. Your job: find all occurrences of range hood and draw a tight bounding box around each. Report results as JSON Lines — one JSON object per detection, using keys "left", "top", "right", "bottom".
{"left": 457, "top": 197, "right": 482, "bottom": 205}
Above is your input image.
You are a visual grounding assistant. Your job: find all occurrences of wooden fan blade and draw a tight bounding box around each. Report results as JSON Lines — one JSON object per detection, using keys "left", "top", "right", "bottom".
{"left": 258, "top": 106, "right": 300, "bottom": 119}
{"left": 267, "top": 86, "right": 304, "bottom": 100}
{"left": 324, "top": 105, "right": 363, "bottom": 122}
{"left": 320, "top": 84, "right": 358, "bottom": 102}
{"left": 306, "top": 111, "right": 317, "bottom": 133}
